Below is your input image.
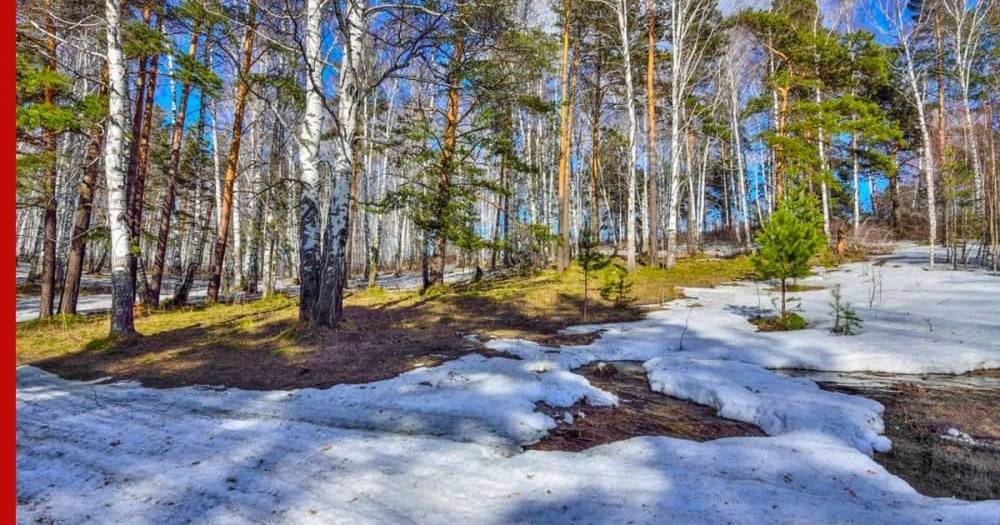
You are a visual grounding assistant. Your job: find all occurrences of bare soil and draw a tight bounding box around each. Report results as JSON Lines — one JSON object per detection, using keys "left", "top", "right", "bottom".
{"left": 22, "top": 254, "right": 754, "bottom": 390}
{"left": 23, "top": 297, "right": 525, "bottom": 390}
{"left": 818, "top": 371, "right": 1000, "bottom": 501}
{"left": 529, "top": 361, "right": 765, "bottom": 452}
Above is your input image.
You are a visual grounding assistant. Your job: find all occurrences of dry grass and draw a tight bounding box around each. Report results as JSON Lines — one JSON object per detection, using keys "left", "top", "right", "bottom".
{"left": 16, "top": 255, "right": 753, "bottom": 389}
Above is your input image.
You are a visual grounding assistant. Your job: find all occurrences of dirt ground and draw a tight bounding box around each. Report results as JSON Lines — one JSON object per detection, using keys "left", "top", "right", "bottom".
{"left": 18, "top": 256, "right": 753, "bottom": 390}
{"left": 15, "top": 287, "right": 641, "bottom": 391}
{"left": 531, "top": 363, "right": 999, "bottom": 502}
{"left": 18, "top": 294, "right": 523, "bottom": 390}
{"left": 820, "top": 370, "right": 1000, "bottom": 501}
{"left": 530, "top": 361, "right": 765, "bottom": 451}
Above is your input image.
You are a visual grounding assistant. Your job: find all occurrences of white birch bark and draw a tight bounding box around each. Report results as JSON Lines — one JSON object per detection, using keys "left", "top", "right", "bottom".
{"left": 103, "top": 0, "right": 134, "bottom": 335}
{"left": 663, "top": 0, "right": 716, "bottom": 266}
{"left": 883, "top": 0, "right": 938, "bottom": 267}
{"left": 727, "top": 67, "right": 752, "bottom": 249}
{"left": 942, "top": 0, "right": 991, "bottom": 208}
{"left": 298, "top": 0, "right": 325, "bottom": 320}
{"left": 314, "top": 0, "right": 364, "bottom": 326}
{"left": 609, "top": 0, "right": 638, "bottom": 270}
{"left": 665, "top": 11, "right": 684, "bottom": 268}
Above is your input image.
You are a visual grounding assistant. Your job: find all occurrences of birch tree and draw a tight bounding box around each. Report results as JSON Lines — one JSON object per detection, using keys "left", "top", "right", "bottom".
{"left": 594, "top": 0, "right": 638, "bottom": 270}
{"left": 104, "top": 0, "right": 135, "bottom": 335}
{"left": 298, "top": 0, "right": 326, "bottom": 321}
{"left": 941, "top": 0, "right": 994, "bottom": 209}
{"left": 664, "top": 0, "right": 718, "bottom": 267}
{"left": 880, "top": 0, "right": 939, "bottom": 267}
{"left": 311, "top": 0, "right": 364, "bottom": 326}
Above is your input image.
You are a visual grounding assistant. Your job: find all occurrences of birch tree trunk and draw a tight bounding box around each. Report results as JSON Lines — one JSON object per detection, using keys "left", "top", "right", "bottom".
{"left": 297, "top": 0, "right": 324, "bottom": 321}
{"left": 104, "top": 0, "right": 135, "bottom": 336}
{"left": 942, "top": 0, "right": 990, "bottom": 209}
{"left": 898, "top": 15, "right": 938, "bottom": 267}
{"left": 609, "top": 0, "right": 638, "bottom": 271}
{"left": 726, "top": 66, "right": 752, "bottom": 249}
{"left": 312, "top": 0, "right": 364, "bottom": 327}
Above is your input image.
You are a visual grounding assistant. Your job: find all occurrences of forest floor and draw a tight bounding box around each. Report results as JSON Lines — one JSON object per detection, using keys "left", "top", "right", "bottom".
{"left": 15, "top": 254, "right": 754, "bottom": 389}
{"left": 800, "top": 369, "right": 1000, "bottom": 500}
{"left": 16, "top": 244, "right": 1000, "bottom": 524}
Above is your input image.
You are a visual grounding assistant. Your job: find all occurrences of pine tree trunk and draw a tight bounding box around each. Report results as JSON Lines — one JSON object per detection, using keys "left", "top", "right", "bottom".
{"left": 60, "top": 82, "right": 105, "bottom": 315}
{"left": 150, "top": 30, "right": 199, "bottom": 307}
{"left": 852, "top": 133, "right": 861, "bottom": 233}
{"left": 428, "top": 19, "right": 462, "bottom": 287}
{"left": 38, "top": 14, "right": 59, "bottom": 319}
{"left": 589, "top": 42, "right": 603, "bottom": 241}
{"left": 556, "top": 0, "right": 573, "bottom": 271}
{"left": 207, "top": 0, "right": 258, "bottom": 302}
{"left": 645, "top": 0, "right": 659, "bottom": 267}
{"left": 126, "top": 5, "right": 159, "bottom": 304}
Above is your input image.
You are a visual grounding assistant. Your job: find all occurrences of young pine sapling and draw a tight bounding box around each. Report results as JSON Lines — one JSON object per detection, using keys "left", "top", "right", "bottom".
{"left": 577, "top": 226, "right": 609, "bottom": 320}
{"left": 830, "top": 284, "right": 863, "bottom": 335}
{"left": 752, "top": 191, "right": 825, "bottom": 323}
{"left": 600, "top": 264, "right": 635, "bottom": 309}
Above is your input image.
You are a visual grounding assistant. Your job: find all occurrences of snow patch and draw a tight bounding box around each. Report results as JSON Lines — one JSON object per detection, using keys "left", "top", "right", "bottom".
{"left": 644, "top": 356, "right": 891, "bottom": 455}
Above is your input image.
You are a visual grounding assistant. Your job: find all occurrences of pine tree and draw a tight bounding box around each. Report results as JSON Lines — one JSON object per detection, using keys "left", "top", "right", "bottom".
{"left": 577, "top": 225, "right": 609, "bottom": 320}
{"left": 600, "top": 263, "right": 634, "bottom": 308}
{"left": 829, "top": 284, "right": 863, "bottom": 335}
{"left": 752, "top": 191, "right": 825, "bottom": 317}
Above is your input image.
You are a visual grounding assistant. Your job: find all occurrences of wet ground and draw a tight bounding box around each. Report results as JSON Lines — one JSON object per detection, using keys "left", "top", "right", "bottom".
{"left": 785, "top": 369, "right": 1000, "bottom": 501}
{"left": 532, "top": 362, "right": 998, "bottom": 502}
{"left": 529, "top": 361, "right": 765, "bottom": 452}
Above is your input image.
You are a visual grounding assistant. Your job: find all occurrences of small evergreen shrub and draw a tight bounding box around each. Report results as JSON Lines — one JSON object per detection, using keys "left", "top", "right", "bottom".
{"left": 752, "top": 191, "right": 826, "bottom": 317}
{"left": 577, "top": 226, "right": 610, "bottom": 320}
{"left": 600, "top": 264, "right": 635, "bottom": 308}
{"left": 752, "top": 312, "right": 807, "bottom": 332}
{"left": 829, "top": 285, "right": 863, "bottom": 335}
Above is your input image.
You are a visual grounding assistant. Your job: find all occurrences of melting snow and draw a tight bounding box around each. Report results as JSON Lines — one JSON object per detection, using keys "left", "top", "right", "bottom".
{"left": 17, "top": 244, "right": 1000, "bottom": 523}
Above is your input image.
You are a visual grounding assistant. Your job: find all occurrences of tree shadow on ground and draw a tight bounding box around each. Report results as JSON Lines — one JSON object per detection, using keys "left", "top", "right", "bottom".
{"left": 26, "top": 288, "right": 633, "bottom": 390}
{"left": 19, "top": 366, "right": 994, "bottom": 525}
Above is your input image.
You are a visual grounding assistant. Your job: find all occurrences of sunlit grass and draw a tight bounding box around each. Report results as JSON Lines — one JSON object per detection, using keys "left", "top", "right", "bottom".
{"left": 16, "top": 255, "right": 755, "bottom": 367}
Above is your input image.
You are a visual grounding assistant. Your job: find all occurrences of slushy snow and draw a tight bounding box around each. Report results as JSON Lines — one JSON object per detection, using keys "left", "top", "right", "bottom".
{"left": 16, "top": 244, "right": 1000, "bottom": 523}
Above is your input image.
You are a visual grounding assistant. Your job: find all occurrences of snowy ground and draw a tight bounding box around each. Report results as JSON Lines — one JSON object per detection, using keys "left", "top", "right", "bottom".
{"left": 15, "top": 287, "right": 210, "bottom": 323}
{"left": 16, "top": 244, "right": 1000, "bottom": 523}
